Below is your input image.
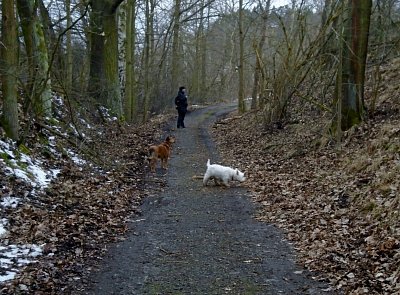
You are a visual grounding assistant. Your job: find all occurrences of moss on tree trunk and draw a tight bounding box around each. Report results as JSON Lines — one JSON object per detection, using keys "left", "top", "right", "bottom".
{"left": 334, "top": 0, "right": 372, "bottom": 133}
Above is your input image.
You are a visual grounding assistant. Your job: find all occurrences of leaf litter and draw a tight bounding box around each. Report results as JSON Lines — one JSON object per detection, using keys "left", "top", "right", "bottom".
{"left": 1, "top": 60, "right": 399, "bottom": 294}
{"left": 211, "top": 60, "right": 400, "bottom": 294}
{"left": 0, "top": 105, "right": 172, "bottom": 293}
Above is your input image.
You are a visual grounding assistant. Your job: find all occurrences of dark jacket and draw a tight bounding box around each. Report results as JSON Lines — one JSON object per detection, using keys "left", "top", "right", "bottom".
{"left": 175, "top": 90, "right": 188, "bottom": 112}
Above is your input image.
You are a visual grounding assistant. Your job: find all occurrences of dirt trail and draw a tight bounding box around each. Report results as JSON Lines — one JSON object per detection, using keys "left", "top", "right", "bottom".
{"left": 81, "top": 104, "right": 332, "bottom": 294}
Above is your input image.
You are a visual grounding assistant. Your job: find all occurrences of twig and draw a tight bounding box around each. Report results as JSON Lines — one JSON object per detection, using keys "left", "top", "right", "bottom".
{"left": 295, "top": 92, "right": 333, "bottom": 113}
{"left": 36, "top": 122, "right": 106, "bottom": 166}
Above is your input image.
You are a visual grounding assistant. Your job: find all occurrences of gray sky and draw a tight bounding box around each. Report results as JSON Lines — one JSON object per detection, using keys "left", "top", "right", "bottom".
{"left": 271, "top": 0, "right": 290, "bottom": 8}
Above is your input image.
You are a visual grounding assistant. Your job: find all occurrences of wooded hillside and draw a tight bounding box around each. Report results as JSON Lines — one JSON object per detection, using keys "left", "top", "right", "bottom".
{"left": 1, "top": 0, "right": 399, "bottom": 136}
{"left": 0, "top": 0, "right": 399, "bottom": 293}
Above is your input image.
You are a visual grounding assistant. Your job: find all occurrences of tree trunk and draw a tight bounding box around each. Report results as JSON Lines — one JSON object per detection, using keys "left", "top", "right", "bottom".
{"left": 88, "top": 0, "right": 124, "bottom": 116}
{"left": 143, "top": 0, "right": 152, "bottom": 121}
{"left": 191, "top": 0, "right": 206, "bottom": 103}
{"left": 251, "top": 0, "right": 271, "bottom": 110}
{"left": 320, "top": 0, "right": 332, "bottom": 31}
{"left": 200, "top": 10, "right": 208, "bottom": 103}
{"left": 336, "top": 0, "right": 372, "bottom": 131}
{"left": 65, "top": 0, "right": 73, "bottom": 95}
{"left": 1, "top": 0, "right": 19, "bottom": 140}
{"left": 87, "top": 1, "right": 105, "bottom": 104}
{"left": 103, "top": 8, "right": 122, "bottom": 116}
{"left": 238, "top": 0, "right": 245, "bottom": 113}
{"left": 39, "top": 0, "right": 63, "bottom": 74}
{"left": 171, "top": 0, "right": 181, "bottom": 96}
{"left": 124, "top": 0, "right": 137, "bottom": 122}
{"left": 17, "top": 0, "right": 52, "bottom": 118}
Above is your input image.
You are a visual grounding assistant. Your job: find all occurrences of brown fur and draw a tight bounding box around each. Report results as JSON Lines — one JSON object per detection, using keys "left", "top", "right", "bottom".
{"left": 148, "top": 136, "right": 176, "bottom": 172}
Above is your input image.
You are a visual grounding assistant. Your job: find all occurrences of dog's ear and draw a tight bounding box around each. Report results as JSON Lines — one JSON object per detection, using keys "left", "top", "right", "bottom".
{"left": 236, "top": 169, "right": 239, "bottom": 175}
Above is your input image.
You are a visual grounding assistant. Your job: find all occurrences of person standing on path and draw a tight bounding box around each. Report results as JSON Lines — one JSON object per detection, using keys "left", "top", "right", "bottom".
{"left": 175, "top": 86, "right": 188, "bottom": 128}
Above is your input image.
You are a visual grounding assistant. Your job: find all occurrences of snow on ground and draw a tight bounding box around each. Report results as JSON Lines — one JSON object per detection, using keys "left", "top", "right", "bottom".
{"left": 0, "top": 218, "right": 8, "bottom": 237}
{"left": 0, "top": 139, "right": 58, "bottom": 283}
{"left": 0, "top": 197, "right": 20, "bottom": 209}
{"left": 1, "top": 142, "right": 60, "bottom": 189}
{"left": 67, "top": 149, "right": 87, "bottom": 166}
{"left": 0, "top": 244, "right": 43, "bottom": 283}
{"left": 0, "top": 95, "right": 113, "bottom": 284}
{"left": 0, "top": 94, "right": 99, "bottom": 283}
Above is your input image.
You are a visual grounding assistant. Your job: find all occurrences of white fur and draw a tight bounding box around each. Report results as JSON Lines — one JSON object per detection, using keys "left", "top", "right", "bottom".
{"left": 203, "top": 159, "right": 246, "bottom": 187}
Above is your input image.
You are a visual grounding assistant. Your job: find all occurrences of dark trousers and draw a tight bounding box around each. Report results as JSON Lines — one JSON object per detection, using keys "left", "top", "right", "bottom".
{"left": 177, "top": 110, "right": 186, "bottom": 128}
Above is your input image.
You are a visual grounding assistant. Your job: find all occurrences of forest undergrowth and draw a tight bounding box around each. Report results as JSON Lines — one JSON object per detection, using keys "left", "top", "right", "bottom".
{"left": 211, "top": 59, "right": 400, "bottom": 294}
{"left": 0, "top": 102, "right": 173, "bottom": 293}
{"left": 1, "top": 58, "right": 399, "bottom": 294}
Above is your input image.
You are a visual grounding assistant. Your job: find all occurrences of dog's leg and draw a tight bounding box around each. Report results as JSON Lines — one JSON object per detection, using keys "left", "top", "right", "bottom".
{"left": 150, "top": 158, "right": 157, "bottom": 172}
{"left": 203, "top": 174, "right": 210, "bottom": 186}
{"left": 214, "top": 178, "right": 223, "bottom": 186}
{"left": 222, "top": 176, "right": 230, "bottom": 187}
{"left": 162, "top": 157, "right": 168, "bottom": 169}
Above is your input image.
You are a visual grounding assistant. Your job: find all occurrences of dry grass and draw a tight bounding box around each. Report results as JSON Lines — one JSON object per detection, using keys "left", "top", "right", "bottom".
{"left": 212, "top": 57, "right": 400, "bottom": 294}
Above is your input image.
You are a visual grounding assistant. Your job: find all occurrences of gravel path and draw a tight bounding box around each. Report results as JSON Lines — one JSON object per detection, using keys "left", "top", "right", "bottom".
{"left": 82, "top": 104, "right": 333, "bottom": 294}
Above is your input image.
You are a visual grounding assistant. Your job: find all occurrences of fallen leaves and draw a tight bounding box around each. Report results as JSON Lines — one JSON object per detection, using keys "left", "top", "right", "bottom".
{"left": 211, "top": 100, "right": 399, "bottom": 294}
{"left": 0, "top": 113, "right": 174, "bottom": 294}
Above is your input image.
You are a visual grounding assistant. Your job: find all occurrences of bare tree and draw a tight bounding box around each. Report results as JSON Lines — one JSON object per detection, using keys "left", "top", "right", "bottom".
{"left": 171, "top": 0, "right": 182, "bottom": 96}
{"left": 238, "top": 0, "right": 245, "bottom": 113}
{"left": 333, "top": 0, "right": 372, "bottom": 133}
{"left": 88, "top": 0, "right": 124, "bottom": 116}
{"left": 191, "top": 0, "right": 206, "bottom": 103}
{"left": 123, "top": 0, "right": 137, "bottom": 122}
{"left": 17, "top": 0, "right": 52, "bottom": 118}
{"left": 65, "top": 0, "right": 73, "bottom": 95}
{"left": 1, "top": 0, "right": 19, "bottom": 140}
{"left": 251, "top": 0, "right": 271, "bottom": 110}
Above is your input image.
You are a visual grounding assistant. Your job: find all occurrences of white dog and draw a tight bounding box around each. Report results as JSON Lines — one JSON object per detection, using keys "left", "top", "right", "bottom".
{"left": 203, "top": 159, "right": 246, "bottom": 187}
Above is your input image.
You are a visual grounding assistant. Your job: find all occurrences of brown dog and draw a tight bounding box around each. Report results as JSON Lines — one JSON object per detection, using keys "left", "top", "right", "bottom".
{"left": 148, "top": 136, "right": 176, "bottom": 172}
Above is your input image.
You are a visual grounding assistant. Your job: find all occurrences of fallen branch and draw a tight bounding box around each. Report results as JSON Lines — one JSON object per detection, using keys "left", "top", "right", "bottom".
{"left": 216, "top": 116, "right": 243, "bottom": 125}
{"left": 36, "top": 121, "right": 106, "bottom": 167}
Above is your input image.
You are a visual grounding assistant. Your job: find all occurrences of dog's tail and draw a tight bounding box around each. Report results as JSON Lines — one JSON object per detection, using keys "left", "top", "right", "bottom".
{"left": 206, "top": 159, "right": 210, "bottom": 167}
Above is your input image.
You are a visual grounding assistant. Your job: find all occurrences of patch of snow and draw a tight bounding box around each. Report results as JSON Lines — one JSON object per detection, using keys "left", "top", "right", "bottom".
{"left": 79, "top": 117, "right": 93, "bottom": 129}
{"left": 69, "top": 123, "right": 81, "bottom": 137}
{"left": 98, "top": 106, "right": 118, "bottom": 122}
{"left": 0, "top": 196, "right": 20, "bottom": 208}
{"left": 53, "top": 95, "right": 64, "bottom": 106}
{"left": 0, "top": 244, "right": 43, "bottom": 282}
{"left": 27, "top": 165, "right": 59, "bottom": 188}
{"left": 0, "top": 139, "right": 60, "bottom": 189}
{"left": 67, "top": 149, "right": 87, "bottom": 165}
{"left": 8, "top": 168, "right": 31, "bottom": 183}
{"left": 0, "top": 219, "right": 8, "bottom": 237}
{"left": 0, "top": 271, "right": 17, "bottom": 283}
{"left": 0, "top": 140, "right": 14, "bottom": 159}
{"left": 48, "top": 136, "right": 56, "bottom": 145}
{"left": 0, "top": 94, "right": 90, "bottom": 286}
